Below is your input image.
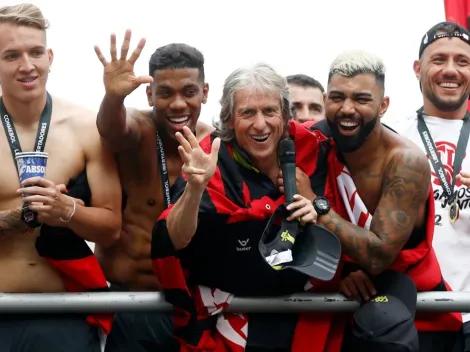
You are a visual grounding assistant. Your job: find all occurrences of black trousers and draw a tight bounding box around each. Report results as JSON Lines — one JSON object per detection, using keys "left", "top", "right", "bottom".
{"left": 0, "top": 313, "right": 100, "bottom": 352}
{"left": 104, "top": 283, "right": 176, "bottom": 352}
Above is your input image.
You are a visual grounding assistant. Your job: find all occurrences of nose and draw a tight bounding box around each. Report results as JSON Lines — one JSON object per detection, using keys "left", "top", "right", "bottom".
{"left": 339, "top": 98, "right": 355, "bottom": 115}
{"left": 296, "top": 106, "right": 310, "bottom": 122}
{"left": 18, "top": 53, "right": 35, "bottom": 73}
{"left": 169, "top": 94, "right": 187, "bottom": 110}
{"left": 442, "top": 59, "right": 459, "bottom": 77}
{"left": 252, "top": 111, "right": 267, "bottom": 130}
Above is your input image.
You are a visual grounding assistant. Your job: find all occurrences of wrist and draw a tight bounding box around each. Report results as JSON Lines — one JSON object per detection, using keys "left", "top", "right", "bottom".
{"left": 186, "top": 182, "right": 205, "bottom": 199}
{"left": 60, "top": 198, "right": 77, "bottom": 224}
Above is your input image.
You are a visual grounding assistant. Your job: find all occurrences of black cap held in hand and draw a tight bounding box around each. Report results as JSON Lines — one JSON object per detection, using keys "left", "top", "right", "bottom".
{"left": 419, "top": 21, "right": 470, "bottom": 58}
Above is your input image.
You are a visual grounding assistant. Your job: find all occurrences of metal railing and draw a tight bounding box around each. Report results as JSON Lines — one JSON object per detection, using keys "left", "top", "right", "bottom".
{"left": 1, "top": 292, "right": 470, "bottom": 313}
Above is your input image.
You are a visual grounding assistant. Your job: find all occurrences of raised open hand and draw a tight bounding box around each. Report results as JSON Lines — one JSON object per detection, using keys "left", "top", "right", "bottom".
{"left": 94, "top": 29, "right": 153, "bottom": 97}
{"left": 176, "top": 126, "right": 221, "bottom": 191}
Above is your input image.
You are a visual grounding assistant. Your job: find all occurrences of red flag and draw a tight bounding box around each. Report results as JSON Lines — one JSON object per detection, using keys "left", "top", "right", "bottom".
{"left": 444, "top": 0, "right": 470, "bottom": 110}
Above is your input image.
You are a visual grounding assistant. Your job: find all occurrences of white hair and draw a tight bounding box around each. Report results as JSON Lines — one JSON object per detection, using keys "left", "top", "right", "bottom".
{"left": 213, "top": 62, "right": 292, "bottom": 142}
{"left": 328, "top": 50, "right": 386, "bottom": 82}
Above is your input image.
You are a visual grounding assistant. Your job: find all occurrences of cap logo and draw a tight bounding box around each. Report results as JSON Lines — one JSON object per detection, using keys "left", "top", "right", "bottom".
{"left": 424, "top": 33, "right": 428, "bottom": 45}
{"left": 372, "top": 295, "right": 389, "bottom": 303}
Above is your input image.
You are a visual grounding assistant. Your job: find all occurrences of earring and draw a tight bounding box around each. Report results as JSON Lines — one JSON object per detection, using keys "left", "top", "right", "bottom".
{"left": 48, "top": 68, "right": 51, "bottom": 73}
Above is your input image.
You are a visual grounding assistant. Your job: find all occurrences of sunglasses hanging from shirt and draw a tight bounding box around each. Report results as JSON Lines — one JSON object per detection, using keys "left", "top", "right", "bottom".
{"left": 416, "top": 107, "right": 470, "bottom": 223}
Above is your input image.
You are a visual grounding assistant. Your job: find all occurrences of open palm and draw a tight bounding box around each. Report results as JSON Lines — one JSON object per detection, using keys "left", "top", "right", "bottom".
{"left": 94, "top": 29, "right": 153, "bottom": 97}
{"left": 176, "top": 126, "right": 221, "bottom": 190}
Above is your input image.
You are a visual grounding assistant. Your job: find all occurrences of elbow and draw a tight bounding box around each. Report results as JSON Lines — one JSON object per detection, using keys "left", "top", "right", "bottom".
{"left": 99, "top": 229, "right": 120, "bottom": 248}
{"left": 100, "top": 218, "right": 121, "bottom": 247}
{"left": 362, "top": 251, "right": 397, "bottom": 276}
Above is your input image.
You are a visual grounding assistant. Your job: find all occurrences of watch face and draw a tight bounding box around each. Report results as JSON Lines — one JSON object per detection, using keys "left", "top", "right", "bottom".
{"left": 317, "top": 199, "right": 328, "bottom": 210}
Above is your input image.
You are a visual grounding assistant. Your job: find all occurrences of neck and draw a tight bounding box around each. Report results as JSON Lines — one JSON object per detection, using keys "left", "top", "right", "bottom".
{"left": 159, "top": 133, "right": 181, "bottom": 158}
{"left": 341, "top": 126, "right": 384, "bottom": 172}
{"left": 253, "top": 154, "right": 279, "bottom": 182}
{"left": 422, "top": 99, "right": 468, "bottom": 120}
{"left": 1, "top": 91, "right": 47, "bottom": 127}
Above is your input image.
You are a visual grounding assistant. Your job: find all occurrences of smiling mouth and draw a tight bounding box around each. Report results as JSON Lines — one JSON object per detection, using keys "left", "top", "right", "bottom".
{"left": 167, "top": 116, "right": 189, "bottom": 124}
{"left": 337, "top": 120, "right": 359, "bottom": 132}
{"left": 251, "top": 133, "right": 270, "bottom": 142}
{"left": 439, "top": 82, "right": 460, "bottom": 89}
{"left": 18, "top": 77, "right": 38, "bottom": 84}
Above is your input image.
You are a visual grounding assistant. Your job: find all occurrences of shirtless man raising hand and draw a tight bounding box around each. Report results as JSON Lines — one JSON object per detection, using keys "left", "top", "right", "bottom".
{"left": 94, "top": 30, "right": 213, "bottom": 351}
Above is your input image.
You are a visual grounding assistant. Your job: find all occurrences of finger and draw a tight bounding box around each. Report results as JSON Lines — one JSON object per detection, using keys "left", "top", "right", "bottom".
{"left": 278, "top": 169, "right": 283, "bottom": 178}
{"left": 345, "top": 280, "right": 360, "bottom": 302}
{"left": 28, "top": 204, "right": 53, "bottom": 212}
{"left": 21, "top": 177, "right": 54, "bottom": 188}
{"left": 277, "top": 177, "right": 284, "bottom": 187}
{"left": 459, "top": 176, "right": 470, "bottom": 187}
{"left": 460, "top": 171, "right": 470, "bottom": 178}
{"left": 110, "top": 33, "right": 118, "bottom": 61}
{"left": 183, "top": 126, "right": 200, "bottom": 149}
{"left": 175, "top": 131, "right": 193, "bottom": 154}
{"left": 22, "top": 195, "right": 52, "bottom": 204}
{"left": 300, "top": 213, "right": 317, "bottom": 224}
{"left": 358, "top": 272, "right": 377, "bottom": 296}
{"left": 128, "top": 37, "right": 146, "bottom": 65}
{"left": 279, "top": 186, "right": 284, "bottom": 194}
{"left": 292, "top": 194, "right": 307, "bottom": 202}
{"left": 94, "top": 45, "right": 108, "bottom": 66}
{"left": 120, "top": 29, "right": 131, "bottom": 60}
{"left": 17, "top": 186, "right": 54, "bottom": 196}
{"left": 73, "top": 198, "right": 85, "bottom": 206}
{"left": 182, "top": 165, "right": 205, "bottom": 175}
{"left": 339, "top": 281, "right": 352, "bottom": 297}
{"left": 132, "top": 75, "right": 154, "bottom": 86}
{"left": 287, "top": 206, "right": 312, "bottom": 221}
{"left": 286, "top": 197, "right": 309, "bottom": 211}
{"left": 56, "top": 184, "right": 68, "bottom": 193}
{"left": 177, "top": 145, "right": 191, "bottom": 164}
{"left": 210, "top": 138, "right": 221, "bottom": 161}
{"left": 356, "top": 280, "right": 371, "bottom": 301}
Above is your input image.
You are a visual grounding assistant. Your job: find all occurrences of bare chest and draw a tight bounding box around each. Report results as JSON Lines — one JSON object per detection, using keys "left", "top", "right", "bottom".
{"left": 350, "top": 171, "right": 384, "bottom": 214}
{"left": 117, "top": 134, "right": 183, "bottom": 214}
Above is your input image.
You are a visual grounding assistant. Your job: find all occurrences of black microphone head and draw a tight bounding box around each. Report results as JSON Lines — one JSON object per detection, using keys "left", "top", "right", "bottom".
{"left": 279, "top": 138, "right": 296, "bottom": 165}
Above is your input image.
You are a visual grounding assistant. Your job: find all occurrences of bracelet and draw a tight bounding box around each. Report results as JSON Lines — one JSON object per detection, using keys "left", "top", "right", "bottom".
{"left": 60, "top": 199, "right": 76, "bottom": 223}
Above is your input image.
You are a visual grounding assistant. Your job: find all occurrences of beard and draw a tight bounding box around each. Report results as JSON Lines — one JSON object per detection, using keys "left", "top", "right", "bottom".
{"left": 327, "top": 115, "right": 378, "bottom": 153}
{"left": 424, "top": 87, "right": 469, "bottom": 113}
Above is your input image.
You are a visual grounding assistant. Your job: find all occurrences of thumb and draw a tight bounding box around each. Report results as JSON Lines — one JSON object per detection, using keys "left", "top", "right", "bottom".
{"left": 56, "top": 184, "right": 68, "bottom": 193}
{"left": 210, "top": 137, "right": 221, "bottom": 162}
{"left": 460, "top": 171, "right": 470, "bottom": 178}
{"left": 133, "top": 75, "right": 154, "bottom": 86}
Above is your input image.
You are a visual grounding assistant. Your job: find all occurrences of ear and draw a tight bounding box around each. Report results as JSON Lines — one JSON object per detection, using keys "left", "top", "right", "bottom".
{"left": 378, "top": 96, "right": 390, "bottom": 119}
{"left": 413, "top": 60, "right": 422, "bottom": 81}
{"left": 47, "top": 48, "right": 54, "bottom": 68}
{"left": 322, "top": 92, "right": 327, "bottom": 104}
{"left": 202, "top": 83, "right": 209, "bottom": 104}
{"left": 146, "top": 85, "right": 153, "bottom": 107}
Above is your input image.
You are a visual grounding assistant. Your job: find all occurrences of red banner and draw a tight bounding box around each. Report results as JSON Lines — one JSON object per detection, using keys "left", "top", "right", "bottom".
{"left": 444, "top": 0, "right": 470, "bottom": 110}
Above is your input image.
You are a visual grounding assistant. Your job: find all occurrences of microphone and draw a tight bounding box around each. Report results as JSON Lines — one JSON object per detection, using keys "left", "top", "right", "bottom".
{"left": 279, "top": 138, "right": 297, "bottom": 204}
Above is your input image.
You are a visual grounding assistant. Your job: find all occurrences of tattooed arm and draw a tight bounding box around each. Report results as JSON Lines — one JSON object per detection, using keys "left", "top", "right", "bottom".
{"left": 0, "top": 207, "right": 31, "bottom": 240}
{"left": 318, "top": 148, "right": 431, "bottom": 275}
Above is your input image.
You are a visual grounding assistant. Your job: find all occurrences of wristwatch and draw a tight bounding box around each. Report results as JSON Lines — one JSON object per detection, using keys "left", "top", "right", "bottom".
{"left": 313, "top": 196, "right": 330, "bottom": 216}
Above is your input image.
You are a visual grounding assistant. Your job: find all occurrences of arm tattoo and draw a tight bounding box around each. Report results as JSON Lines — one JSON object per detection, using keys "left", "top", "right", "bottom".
{"left": 0, "top": 208, "right": 31, "bottom": 241}
{"left": 319, "top": 150, "right": 430, "bottom": 274}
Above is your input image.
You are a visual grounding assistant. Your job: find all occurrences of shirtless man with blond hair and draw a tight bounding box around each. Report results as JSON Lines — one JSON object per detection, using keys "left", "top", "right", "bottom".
{"left": 94, "top": 31, "right": 213, "bottom": 351}
{"left": 0, "top": 3, "right": 121, "bottom": 351}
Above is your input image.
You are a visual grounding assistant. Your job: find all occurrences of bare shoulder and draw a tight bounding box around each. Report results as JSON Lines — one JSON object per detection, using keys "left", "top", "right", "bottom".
{"left": 51, "top": 96, "right": 97, "bottom": 128}
{"left": 195, "top": 120, "right": 215, "bottom": 142}
{"left": 383, "top": 132, "right": 431, "bottom": 199}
